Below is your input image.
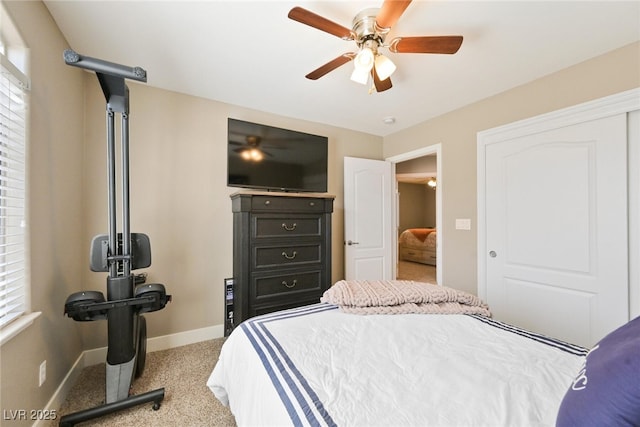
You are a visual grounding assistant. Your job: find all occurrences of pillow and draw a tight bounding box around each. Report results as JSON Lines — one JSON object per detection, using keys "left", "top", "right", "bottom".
{"left": 556, "top": 316, "right": 640, "bottom": 426}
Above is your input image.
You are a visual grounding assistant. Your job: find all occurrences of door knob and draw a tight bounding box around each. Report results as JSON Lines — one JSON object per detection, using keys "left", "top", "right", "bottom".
{"left": 489, "top": 251, "right": 497, "bottom": 258}
{"left": 346, "top": 240, "right": 360, "bottom": 246}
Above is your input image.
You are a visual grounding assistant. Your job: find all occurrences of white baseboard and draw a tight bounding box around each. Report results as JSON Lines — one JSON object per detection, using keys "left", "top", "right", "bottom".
{"left": 84, "top": 323, "right": 225, "bottom": 366}
{"left": 36, "top": 323, "right": 225, "bottom": 426}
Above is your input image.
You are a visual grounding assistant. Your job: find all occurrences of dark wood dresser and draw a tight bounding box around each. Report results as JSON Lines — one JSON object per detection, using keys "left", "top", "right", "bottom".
{"left": 230, "top": 191, "right": 334, "bottom": 325}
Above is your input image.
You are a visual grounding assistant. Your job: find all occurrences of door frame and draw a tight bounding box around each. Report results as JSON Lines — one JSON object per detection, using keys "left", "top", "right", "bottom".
{"left": 477, "top": 87, "right": 640, "bottom": 317}
{"left": 387, "top": 144, "right": 443, "bottom": 285}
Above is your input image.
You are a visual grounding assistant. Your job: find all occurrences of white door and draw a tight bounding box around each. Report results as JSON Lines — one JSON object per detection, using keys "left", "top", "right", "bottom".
{"left": 344, "top": 157, "right": 393, "bottom": 280}
{"left": 484, "top": 114, "right": 628, "bottom": 347}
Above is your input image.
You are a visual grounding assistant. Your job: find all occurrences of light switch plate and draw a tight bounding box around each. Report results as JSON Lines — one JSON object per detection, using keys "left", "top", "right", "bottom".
{"left": 455, "top": 218, "right": 471, "bottom": 230}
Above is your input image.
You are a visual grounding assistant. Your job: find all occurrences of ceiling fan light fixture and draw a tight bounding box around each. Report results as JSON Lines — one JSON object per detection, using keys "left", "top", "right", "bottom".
{"left": 351, "top": 46, "right": 375, "bottom": 85}
{"left": 374, "top": 54, "right": 396, "bottom": 80}
{"left": 353, "top": 47, "right": 374, "bottom": 71}
{"left": 350, "top": 67, "right": 370, "bottom": 85}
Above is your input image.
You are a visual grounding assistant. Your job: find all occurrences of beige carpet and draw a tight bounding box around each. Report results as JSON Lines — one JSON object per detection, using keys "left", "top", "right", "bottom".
{"left": 50, "top": 339, "right": 235, "bottom": 426}
{"left": 397, "top": 260, "right": 436, "bottom": 283}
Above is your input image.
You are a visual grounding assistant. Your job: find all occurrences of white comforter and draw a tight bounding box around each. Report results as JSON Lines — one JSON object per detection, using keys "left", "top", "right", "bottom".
{"left": 207, "top": 304, "right": 586, "bottom": 426}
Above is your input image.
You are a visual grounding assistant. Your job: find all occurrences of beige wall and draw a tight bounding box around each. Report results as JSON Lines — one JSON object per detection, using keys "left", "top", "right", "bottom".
{"left": 396, "top": 156, "right": 437, "bottom": 231}
{"left": 398, "top": 183, "right": 436, "bottom": 231}
{"left": 384, "top": 41, "right": 640, "bottom": 295}
{"left": 1, "top": 1, "right": 85, "bottom": 424}
{"left": 395, "top": 155, "right": 437, "bottom": 175}
{"left": 79, "top": 78, "right": 383, "bottom": 348}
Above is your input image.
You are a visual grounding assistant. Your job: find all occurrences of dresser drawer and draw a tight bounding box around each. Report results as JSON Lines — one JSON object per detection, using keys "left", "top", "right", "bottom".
{"left": 252, "top": 270, "right": 323, "bottom": 300}
{"left": 251, "top": 196, "right": 325, "bottom": 212}
{"left": 253, "top": 214, "right": 322, "bottom": 239}
{"left": 254, "top": 243, "right": 321, "bottom": 268}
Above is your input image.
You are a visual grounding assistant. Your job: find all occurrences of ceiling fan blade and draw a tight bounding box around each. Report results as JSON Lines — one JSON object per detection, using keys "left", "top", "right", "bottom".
{"left": 305, "top": 53, "right": 355, "bottom": 80}
{"left": 288, "top": 7, "right": 353, "bottom": 40}
{"left": 388, "top": 36, "right": 463, "bottom": 54}
{"left": 376, "top": 0, "right": 412, "bottom": 29}
{"left": 372, "top": 66, "right": 392, "bottom": 92}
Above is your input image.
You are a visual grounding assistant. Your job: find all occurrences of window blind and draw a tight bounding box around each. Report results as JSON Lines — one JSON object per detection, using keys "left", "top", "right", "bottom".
{"left": 0, "top": 53, "right": 28, "bottom": 328}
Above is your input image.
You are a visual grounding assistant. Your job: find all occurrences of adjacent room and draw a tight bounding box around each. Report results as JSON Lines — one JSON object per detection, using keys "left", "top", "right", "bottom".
{"left": 1, "top": 1, "right": 639, "bottom": 426}
{"left": 396, "top": 154, "right": 438, "bottom": 283}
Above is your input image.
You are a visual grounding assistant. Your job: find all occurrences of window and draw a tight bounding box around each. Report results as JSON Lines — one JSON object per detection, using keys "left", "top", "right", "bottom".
{"left": 0, "top": 52, "right": 29, "bottom": 329}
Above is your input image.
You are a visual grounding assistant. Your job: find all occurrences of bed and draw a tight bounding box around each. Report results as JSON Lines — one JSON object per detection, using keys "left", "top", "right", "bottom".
{"left": 208, "top": 280, "right": 640, "bottom": 426}
{"left": 399, "top": 228, "right": 436, "bottom": 265}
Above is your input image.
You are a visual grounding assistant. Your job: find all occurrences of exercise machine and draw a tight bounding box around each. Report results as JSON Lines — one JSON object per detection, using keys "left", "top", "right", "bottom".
{"left": 59, "top": 50, "right": 171, "bottom": 427}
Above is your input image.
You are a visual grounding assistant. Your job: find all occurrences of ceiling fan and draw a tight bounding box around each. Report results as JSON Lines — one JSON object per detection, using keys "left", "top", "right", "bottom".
{"left": 288, "top": 0, "right": 463, "bottom": 93}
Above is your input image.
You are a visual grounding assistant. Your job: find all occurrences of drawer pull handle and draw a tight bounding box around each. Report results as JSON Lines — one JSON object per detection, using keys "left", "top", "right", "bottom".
{"left": 309, "top": 202, "right": 315, "bottom": 207}
{"left": 281, "top": 250, "right": 297, "bottom": 260}
{"left": 264, "top": 200, "right": 271, "bottom": 205}
{"left": 282, "top": 222, "right": 297, "bottom": 231}
{"left": 282, "top": 280, "right": 297, "bottom": 289}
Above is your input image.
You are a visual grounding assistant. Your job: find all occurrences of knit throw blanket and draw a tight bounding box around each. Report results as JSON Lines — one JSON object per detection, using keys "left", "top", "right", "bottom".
{"left": 321, "top": 280, "right": 491, "bottom": 316}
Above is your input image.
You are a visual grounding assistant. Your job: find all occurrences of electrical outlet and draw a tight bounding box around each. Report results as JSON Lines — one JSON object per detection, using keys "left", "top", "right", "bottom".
{"left": 39, "top": 360, "right": 46, "bottom": 387}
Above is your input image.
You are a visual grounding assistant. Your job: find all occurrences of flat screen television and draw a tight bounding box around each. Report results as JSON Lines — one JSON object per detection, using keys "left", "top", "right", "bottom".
{"left": 227, "top": 118, "right": 328, "bottom": 193}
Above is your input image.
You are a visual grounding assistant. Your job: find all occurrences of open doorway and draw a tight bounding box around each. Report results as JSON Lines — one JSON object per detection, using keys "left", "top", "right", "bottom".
{"left": 387, "top": 144, "right": 442, "bottom": 285}
{"left": 396, "top": 168, "right": 437, "bottom": 283}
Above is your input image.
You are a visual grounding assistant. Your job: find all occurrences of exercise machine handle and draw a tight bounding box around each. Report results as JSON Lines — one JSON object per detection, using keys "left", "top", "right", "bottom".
{"left": 63, "top": 49, "right": 147, "bottom": 82}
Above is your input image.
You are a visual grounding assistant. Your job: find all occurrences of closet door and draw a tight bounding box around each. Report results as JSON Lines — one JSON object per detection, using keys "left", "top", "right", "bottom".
{"left": 484, "top": 113, "right": 628, "bottom": 347}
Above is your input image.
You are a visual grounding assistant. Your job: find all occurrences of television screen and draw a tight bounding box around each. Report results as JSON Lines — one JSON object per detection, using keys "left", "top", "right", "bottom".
{"left": 227, "top": 118, "right": 328, "bottom": 193}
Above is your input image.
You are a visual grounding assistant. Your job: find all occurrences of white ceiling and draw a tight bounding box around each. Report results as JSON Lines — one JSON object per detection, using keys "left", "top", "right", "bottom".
{"left": 43, "top": 1, "right": 640, "bottom": 137}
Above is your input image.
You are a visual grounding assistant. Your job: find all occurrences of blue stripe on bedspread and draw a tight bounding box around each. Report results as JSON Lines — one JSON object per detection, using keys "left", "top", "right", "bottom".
{"left": 239, "top": 305, "right": 586, "bottom": 426}
{"left": 467, "top": 314, "right": 589, "bottom": 356}
{"left": 241, "top": 304, "right": 338, "bottom": 427}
